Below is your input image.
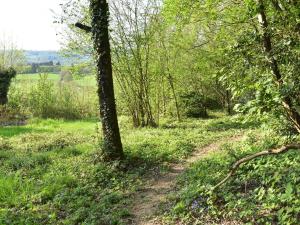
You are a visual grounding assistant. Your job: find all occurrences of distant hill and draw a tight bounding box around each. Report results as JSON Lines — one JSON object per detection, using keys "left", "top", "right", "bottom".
{"left": 25, "top": 51, "right": 89, "bottom": 66}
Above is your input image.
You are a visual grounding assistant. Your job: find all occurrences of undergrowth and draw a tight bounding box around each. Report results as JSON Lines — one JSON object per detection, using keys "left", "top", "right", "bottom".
{"left": 0, "top": 114, "right": 242, "bottom": 224}
{"left": 162, "top": 127, "right": 300, "bottom": 225}
{"left": 2, "top": 114, "right": 297, "bottom": 224}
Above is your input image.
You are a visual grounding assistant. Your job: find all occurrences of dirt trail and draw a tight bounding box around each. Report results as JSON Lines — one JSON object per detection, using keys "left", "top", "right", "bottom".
{"left": 129, "top": 135, "right": 243, "bottom": 225}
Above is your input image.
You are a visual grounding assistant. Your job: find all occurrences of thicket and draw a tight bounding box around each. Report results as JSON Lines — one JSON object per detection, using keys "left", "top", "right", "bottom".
{"left": 58, "top": 0, "right": 229, "bottom": 127}
{"left": 7, "top": 73, "right": 223, "bottom": 122}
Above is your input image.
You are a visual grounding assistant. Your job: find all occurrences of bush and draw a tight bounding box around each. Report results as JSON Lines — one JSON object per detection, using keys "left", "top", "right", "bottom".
{"left": 180, "top": 91, "right": 208, "bottom": 118}
{"left": 60, "top": 70, "right": 73, "bottom": 82}
{"left": 0, "top": 105, "right": 28, "bottom": 126}
{"left": 0, "top": 68, "right": 16, "bottom": 105}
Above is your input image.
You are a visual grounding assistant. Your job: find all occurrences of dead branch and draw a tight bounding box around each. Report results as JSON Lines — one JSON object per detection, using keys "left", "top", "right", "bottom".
{"left": 213, "top": 144, "right": 300, "bottom": 190}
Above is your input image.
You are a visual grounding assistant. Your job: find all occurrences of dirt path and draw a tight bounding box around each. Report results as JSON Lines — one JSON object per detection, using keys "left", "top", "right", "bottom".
{"left": 129, "top": 134, "right": 243, "bottom": 225}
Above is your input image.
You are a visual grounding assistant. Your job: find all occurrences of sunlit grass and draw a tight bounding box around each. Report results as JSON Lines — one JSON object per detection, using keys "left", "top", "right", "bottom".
{"left": 16, "top": 73, "right": 60, "bottom": 81}
{"left": 0, "top": 115, "right": 246, "bottom": 224}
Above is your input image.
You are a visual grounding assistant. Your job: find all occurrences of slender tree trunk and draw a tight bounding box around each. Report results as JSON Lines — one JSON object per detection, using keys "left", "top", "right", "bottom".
{"left": 156, "top": 83, "right": 161, "bottom": 126}
{"left": 132, "top": 109, "right": 140, "bottom": 128}
{"left": 167, "top": 73, "right": 181, "bottom": 121}
{"left": 162, "top": 80, "right": 167, "bottom": 116}
{"left": 90, "top": 0, "right": 124, "bottom": 160}
{"left": 138, "top": 92, "right": 146, "bottom": 127}
{"left": 226, "top": 90, "right": 232, "bottom": 115}
{"left": 257, "top": 0, "right": 300, "bottom": 133}
{"left": 0, "top": 94, "right": 8, "bottom": 105}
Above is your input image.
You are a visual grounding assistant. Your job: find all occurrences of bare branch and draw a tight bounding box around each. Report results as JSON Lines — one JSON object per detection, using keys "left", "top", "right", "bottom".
{"left": 213, "top": 144, "right": 300, "bottom": 190}
{"left": 75, "top": 22, "right": 92, "bottom": 33}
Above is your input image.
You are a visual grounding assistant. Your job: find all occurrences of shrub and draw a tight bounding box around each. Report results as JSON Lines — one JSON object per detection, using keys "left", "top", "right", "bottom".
{"left": 60, "top": 70, "right": 73, "bottom": 82}
{"left": 180, "top": 91, "right": 208, "bottom": 118}
{"left": 0, "top": 105, "right": 28, "bottom": 126}
{"left": 0, "top": 68, "right": 16, "bottom": 105}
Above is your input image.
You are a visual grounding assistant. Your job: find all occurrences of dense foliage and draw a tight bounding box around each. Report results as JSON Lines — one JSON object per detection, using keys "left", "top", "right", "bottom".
{"left": 57, "top": 0, "right": 300, "bottom": 129}
{"left": 0, "top": 68, "right": 16, "bottom": 105}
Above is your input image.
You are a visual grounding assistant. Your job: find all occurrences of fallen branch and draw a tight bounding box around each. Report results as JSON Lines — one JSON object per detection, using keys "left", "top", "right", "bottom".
{"left": 213, "top": 144, "right": 300, "bottom": 190}
{"left": 75, "top": 22, "right": 92, "bottom": 33}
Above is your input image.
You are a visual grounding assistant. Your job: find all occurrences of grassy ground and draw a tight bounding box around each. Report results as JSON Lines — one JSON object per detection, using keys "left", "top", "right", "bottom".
{"left": 16, "top": 74, "right": 60, "bottom": 81}
{"left": 160, "top": 126, "right": 300, "bottom": 225}
{"left": 2, "top": 72, "right": 300, "bottom": 225}
{"left": 0, "top": 114, "right": 249, "bottom": 225}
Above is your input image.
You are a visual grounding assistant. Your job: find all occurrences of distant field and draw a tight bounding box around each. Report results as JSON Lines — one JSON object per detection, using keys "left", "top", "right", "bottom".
{"left": 15, "top": 73, "right": 96, "bottom": 87}
{"left": 16, "top": 73, "right": 60, "bottom": 81}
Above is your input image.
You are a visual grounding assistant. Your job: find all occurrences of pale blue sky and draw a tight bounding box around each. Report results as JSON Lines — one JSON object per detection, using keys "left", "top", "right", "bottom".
{"left": 0, "top": 0, "right": 62, "bottom": 50}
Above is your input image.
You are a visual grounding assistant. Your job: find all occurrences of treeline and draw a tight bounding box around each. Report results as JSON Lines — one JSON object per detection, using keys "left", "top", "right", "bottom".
{"left": 19, "top": 61, "right": 94, "bottom": 77}
{"left": 20, "top": 61, "right": 62, "bottom": 74}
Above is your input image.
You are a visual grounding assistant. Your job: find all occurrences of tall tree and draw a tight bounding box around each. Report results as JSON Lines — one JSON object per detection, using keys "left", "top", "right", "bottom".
{"left": 76, "top": 0, "right": 124, "bottom": 160}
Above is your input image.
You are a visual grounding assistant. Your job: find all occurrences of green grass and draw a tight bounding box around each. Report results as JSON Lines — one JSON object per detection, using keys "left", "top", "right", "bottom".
{"left": 75, "top": 75, "right": 96, "bottom": 87}
{"left": 161, "top": 128, "right": 300, "bottom": 225}
{"left": 15, "top": 73, "right": 96, "bottom": 87}
{"left": 16, "top": 73, "right": 60, "bottom": 81}
{"left": 0, "top": 119, "right": 97, "bottom": 137}
{"left": 1, "top": 114, "right": 298, "bottom": 224}
{"left": 0, "top": 114, "right": 247, "bottom": 224}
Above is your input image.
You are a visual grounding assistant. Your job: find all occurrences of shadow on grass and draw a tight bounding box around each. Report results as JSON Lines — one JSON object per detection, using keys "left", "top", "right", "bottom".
{"left": 123, "top": 153, "right": 162, "bottom": 173}
{"left": 206, "top": 120, "right": 259, "bottom": 131}
{"left": 90, "top": 146, "right": 166, "bottom": 176}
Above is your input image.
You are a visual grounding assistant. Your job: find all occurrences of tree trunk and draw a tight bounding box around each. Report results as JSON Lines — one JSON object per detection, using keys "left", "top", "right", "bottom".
{"left": 90, "top": 0, "right": 124, "bottom": 160}
{"left": 167, "top": 73, "right": 181, "bottom": 121}
{"left": 226, "top": 90, "right": 232, "bottom": 115}
{"left": 256, "top": 0, "right": 300, "bottom": 133}
{"left": 0, "top": 95, "right": 8, "bottom": 105}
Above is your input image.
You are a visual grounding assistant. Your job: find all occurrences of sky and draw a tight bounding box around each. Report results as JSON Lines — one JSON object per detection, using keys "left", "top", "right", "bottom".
{"left": 0, "top": 0, "right": 62, "bottom": 50}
